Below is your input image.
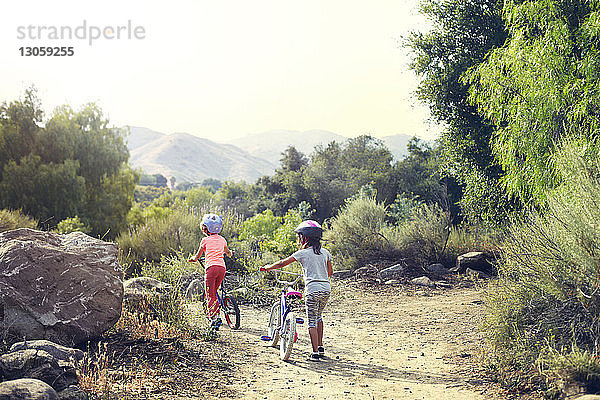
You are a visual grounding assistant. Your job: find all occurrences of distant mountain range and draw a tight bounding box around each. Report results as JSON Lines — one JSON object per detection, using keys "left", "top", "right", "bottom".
{"left": 127, "top": 127, "right": 275, "bottom": 184}
{"left": 125, "top": 126, "right": 416, "bottom": 184}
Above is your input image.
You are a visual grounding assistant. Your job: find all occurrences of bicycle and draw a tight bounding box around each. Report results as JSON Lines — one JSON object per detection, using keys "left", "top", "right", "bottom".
{"left": 187, "top": 258, "right": 241, "bottom": 330}
{"left": 260, "top": 270, "right": 305, "bottom": 361}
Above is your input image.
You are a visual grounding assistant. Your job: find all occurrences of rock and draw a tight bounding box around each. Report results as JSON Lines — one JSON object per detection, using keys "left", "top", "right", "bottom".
{"left": 176, "top": 271, "right": 204, "bottom": 296}
{"left": 425, "top": 263, "right": 449, "bottom": 277}
{"left": 378, "top": 264, "right": 406, "bottom": 281}
{"left": 384, "top": 279, "right": 400, "bottom": 285}
{"left": 0, "top": 349, "right": 78, "bottom": 391}
{"left": 451, "top": 251, "right": 495, "bottom": 274}
{"left": 411, "top": 276, "right": 436, "bottom": 288}
{"left": 465, "top": 268, "right": 490, "bottom": 279}
{"left": 10, "top": 340, "right": 84, "bottom": 363}
{"left": 184, "top": 279, "right": 204, "bottom": 301}
{"left": 0, "top": 229, "right": 123, "bottom": 346}
{"left": 332, "top": 270, "right": 353, "bottom": 279}
{"left": 57, "top": 385, "right": 89, "bottom": 400}
{"left": 0, "top": 378, "right": 58, "bottom": 400}
{"left": 354, "top": 266, "right": 371, "bottom": 276}
{"left": 574, "top": 396, "right": 600, "bottom": 400}
{"left": 123, "top": 276, "right": 174, "bottom": 308}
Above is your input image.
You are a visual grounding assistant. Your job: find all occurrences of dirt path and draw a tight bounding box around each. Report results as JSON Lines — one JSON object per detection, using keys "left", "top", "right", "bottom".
{"left": 215, "top": 282, "right": 503, "bottom": 400}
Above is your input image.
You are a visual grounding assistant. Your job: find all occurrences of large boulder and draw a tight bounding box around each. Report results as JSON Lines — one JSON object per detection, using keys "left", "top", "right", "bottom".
{"left": 0, "top": 341, "right": 87, "bottom": 399}
{"left": 0, "top": 378, "right": 58, "bottom": 400}
{"left": 176, "top": 271, "right": 205, "bottom": 296}
{"left": 123, "top": 276, "right": 176, "bottom": 316}
{"left": 0, "top": 229, "right": 123, "bottom": 346}
{"left": 123, "top": 276, "right": 173, "bottom": 298}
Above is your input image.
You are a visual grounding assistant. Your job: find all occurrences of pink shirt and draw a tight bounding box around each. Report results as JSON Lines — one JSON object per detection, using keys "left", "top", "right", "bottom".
{"left": 199, "top": 234, "right": 227, "bottom": 268}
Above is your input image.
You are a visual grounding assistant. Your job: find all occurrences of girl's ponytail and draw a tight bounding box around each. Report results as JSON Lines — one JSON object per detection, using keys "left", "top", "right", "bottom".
{"left": 305, "top": 236, "right": 322, "bottom": 255}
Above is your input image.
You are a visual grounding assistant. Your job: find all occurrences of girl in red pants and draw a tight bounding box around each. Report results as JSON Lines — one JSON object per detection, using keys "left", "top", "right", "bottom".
{"left": 188, "top": 213, "right": 232, "bottom": 329}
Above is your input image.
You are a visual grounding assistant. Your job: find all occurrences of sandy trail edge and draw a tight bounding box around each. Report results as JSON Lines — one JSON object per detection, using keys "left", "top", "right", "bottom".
{"left": 213, "top": 283, "right": 506, "bottom": 400}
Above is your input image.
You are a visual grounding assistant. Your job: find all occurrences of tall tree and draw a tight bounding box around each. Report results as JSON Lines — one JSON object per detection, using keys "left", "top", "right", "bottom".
{"left": 407, "top": 0, "right": 514, "bottom": 226}
{"left": 467, "top": 0, "right": 600, "bottom": 205}
{"left": 0, "top": 156, "right": 84, "bottom": 224}
{"left": 394, "top": 138, "right": 462, "bottom": 221}
{"left": 304, "top": 136, "right": 396, "bottom": 221}
{"left": 0, "top": 88, "right": 43, "bottom": 179}
{"left": 0, "top": 91, "right": 136, "bottom": 238}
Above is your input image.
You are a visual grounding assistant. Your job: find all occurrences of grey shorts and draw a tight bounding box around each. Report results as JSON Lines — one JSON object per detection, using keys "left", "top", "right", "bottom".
{"left": 305, "top": 290, "right": 330, "bottom": 328}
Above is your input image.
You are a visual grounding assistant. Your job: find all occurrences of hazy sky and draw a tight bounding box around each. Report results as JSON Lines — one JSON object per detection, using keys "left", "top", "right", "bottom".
{"left": 0, "top": 0, "right": 437, "bottom": 142}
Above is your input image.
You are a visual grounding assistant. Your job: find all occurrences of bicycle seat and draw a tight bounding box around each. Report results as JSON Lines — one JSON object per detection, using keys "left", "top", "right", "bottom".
{"left": 285, "top": 290, "right": 302, "bottom": 299}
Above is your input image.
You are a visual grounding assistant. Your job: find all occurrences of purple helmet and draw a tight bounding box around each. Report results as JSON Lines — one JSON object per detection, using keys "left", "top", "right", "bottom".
{"left": 294, "top": 220, "right": 322, "bottom": 239}
{"left": 202, "top": 213, "right": 223, "bottom": 234}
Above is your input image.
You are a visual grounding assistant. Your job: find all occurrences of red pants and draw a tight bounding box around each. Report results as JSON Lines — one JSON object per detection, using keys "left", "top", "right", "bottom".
{"left": 205, "top": 266, "right": 226, "bottom": 318}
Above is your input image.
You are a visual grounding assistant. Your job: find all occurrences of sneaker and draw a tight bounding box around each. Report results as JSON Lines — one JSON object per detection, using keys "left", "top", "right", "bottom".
{"left": 307, "top": 352, "right": 320, "bottom": 362}
{"left": 317, "top": 346, "right": 325, "bottom": 358}
{"left": 210, "top": 318, "right": 222, "bottom": 330}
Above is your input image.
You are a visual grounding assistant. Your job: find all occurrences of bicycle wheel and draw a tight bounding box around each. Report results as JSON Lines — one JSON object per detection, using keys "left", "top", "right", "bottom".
{"left": 267, "top": 302, "right": 281, "bottom": 347}
{"left": 222, "top": 295, "right": 240, "bottom": 329}
{"left": 279, "top": 311, "right": 296, "bottom": 361}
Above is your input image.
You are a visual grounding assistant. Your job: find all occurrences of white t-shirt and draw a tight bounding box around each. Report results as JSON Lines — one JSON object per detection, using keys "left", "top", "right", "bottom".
{"left": 292, "top": 247, "right": 332, "bottom": 295}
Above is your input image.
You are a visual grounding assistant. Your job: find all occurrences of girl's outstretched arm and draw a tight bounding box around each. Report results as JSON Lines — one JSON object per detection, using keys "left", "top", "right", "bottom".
{"left": 224, "top": 243, "right": 233, "bottom": 258}
{"left": 261, "top": 256, "right": 296, "bottom": 271}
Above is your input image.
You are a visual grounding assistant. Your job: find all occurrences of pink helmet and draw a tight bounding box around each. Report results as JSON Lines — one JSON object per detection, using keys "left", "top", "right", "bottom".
{"left": 294, "top": 220, "right": 322, "bottom": 238}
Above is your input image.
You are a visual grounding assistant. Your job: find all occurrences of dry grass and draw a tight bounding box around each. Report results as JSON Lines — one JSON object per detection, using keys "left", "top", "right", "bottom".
{"left": 77, "top": 297, "right": 231, "bottom": 399}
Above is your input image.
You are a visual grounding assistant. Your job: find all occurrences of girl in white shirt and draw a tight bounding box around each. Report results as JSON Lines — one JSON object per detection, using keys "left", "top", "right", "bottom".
{"left": 261, "top": 220, "right": 333, "bottom": 361}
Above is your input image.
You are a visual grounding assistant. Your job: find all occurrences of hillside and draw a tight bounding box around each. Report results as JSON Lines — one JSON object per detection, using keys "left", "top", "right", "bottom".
{"left": 126, "top": 126, "right": 416, "bottom": 184}
{"left": 127, "top": 129, "right": 276, "bottom": 184}
{"left": 124, "top": 126, "right": 165, "bottom": 150}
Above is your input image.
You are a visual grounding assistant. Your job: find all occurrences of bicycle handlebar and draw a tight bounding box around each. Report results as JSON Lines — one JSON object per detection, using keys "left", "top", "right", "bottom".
{"left": 273, "top": 270, "right": 302, "bottom": 286}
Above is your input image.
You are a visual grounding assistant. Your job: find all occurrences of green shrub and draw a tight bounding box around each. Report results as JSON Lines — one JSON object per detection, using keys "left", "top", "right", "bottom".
{"left": 133, "top": 185, "right": 170, "bottom": 207}
{"left": 139, "top": 252, "right": 203, "bottom": 286}
{"left": 388, "top": 193, "right": 421, "bottom": 224}
{"left": 393, "top": 203, "right": 452, "bottom": 266}
{"left": 326, "top": 196, "right": 459, "bottom": 269}
{"left": 126, "top": 204, "right": 173, "bottom": 228}
{"left": 183, "top": 187, "right": 214, "bottom": 208}
{"left": 0, "top": 209, "right": 37, "bottom": 232}
{"left": 325, "top": 196, "right": 398, "bottom": 268}
{"left": 55, "top": 215, "right": 92, "bottom": 235}
{"left": 263, "top": 209, "right": 302, "bottom": 255}
{"left": 483, "top": 141, "right": 600, "bottom": 391}
{"left": 117, "top": 204, "right": 243, "bottom": 276}
{"left": 239, "top": 209, "right": 281, "bottom": 245}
